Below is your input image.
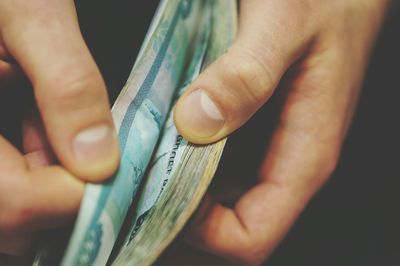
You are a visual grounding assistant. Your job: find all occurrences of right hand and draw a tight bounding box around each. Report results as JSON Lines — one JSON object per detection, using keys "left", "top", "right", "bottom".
{"left": 0, "top": 0, "right": 120, "bottom": 258}
{"left": 174, "top": 0, "right": 388, "bottom": 264}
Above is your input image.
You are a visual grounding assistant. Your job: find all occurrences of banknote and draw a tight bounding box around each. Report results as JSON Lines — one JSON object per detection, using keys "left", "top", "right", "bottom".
{"left": 118, "top": 8, "right": 212, "bottom": 247}
{"left": 110, "top": 0, "right": 237, "bottom": 265}
{"left": 61, "top": 1, "right": 203, "bottom": 265}
{"left": 33, "top": 1, "right": 237, "bottom": 265}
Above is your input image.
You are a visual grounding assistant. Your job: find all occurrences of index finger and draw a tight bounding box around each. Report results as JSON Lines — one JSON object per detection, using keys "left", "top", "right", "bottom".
{"left": 0, "top": 0, "right": 120, "bottom": 182}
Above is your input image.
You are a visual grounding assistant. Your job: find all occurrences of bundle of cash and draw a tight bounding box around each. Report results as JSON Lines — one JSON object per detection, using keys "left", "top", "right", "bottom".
{"left": 34, "top": 0, "right": 237, "bottom": 265}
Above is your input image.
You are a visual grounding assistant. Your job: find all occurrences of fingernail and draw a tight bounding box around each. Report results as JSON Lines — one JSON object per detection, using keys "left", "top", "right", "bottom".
{"left": 73, "top": 125, "right": 117, "bottom": 164}
{"left": 176, "top": 90, "right": 224, "bottom": 139}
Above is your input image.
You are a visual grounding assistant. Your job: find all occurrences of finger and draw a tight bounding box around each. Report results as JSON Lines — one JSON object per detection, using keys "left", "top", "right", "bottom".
{"left": 0, "top": 0, "right": 120, "bottom": 181}
{"left": 174, "top": 0, "right": 317, "bottom": 144}
{"left": 24, "top": 150, "right": 54, "bottom": 170}
{"left": 22, "top": 110, "right": 49, "bottom": 154}
{"left": 0, "top": 135, "right": 28, "bottom": 174}
{"left": 0, "top": 138, "right": 84, "bottom": 235}
{"left": 187, "top": 45, "right": 360, "bottom": 264}
{"left": 16, "top": 166, "right": 84, "bottom": 232}
{"left": 22, "top": 110, "right": 55, "bottom": 168}
{"left": 0, "top": 167, "right": 84, "bottom": 235}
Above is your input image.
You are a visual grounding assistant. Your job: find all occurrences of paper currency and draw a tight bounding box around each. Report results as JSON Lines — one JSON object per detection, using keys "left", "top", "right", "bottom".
{"left": 62, "top": 1, "right": 202, "bottom": 265}
{"left": 34, "top": 1, "right": 237, "bottom": 265}
{"left": 119, "top": 7, "right": 212, "bottom": 247}
{"left": 110, "top": 1, "right": 237, "bottom": 265}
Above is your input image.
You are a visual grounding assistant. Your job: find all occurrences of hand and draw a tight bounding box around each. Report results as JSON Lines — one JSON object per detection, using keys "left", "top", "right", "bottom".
{"left": 0, "top": 0, "right": 120, "bottom": 181}
{"left": 0, "top": 0, "right": 120, "bottom": 257}
{"left": 174, "top": 0, "right": 389, "bottom": 264}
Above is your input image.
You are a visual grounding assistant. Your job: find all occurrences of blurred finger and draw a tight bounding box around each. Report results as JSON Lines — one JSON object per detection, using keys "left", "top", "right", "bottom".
{"left": 0, "top": 136, "right": 84, "bottom": 235}
{"left": 0, "top": 166, "right": 84, "bottom": 235}
{"left": 22, "top": 110, "right": 55, "bottom": 168}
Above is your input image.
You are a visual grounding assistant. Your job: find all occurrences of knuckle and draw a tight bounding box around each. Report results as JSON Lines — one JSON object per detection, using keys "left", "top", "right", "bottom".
{"left": 204, "top": 229, "right": 266, "bottom": 265}
{"left": 228, "top": 238, "right": 267, "bottom": 265}
{"left": 37, "top": 68, "right": 107, "bottom": 114}
{"left": 221, "top": 49, "right": 275, "bottom": 106}
{"left": 278, "top": 119, "right": 342, "bottom": 190}
{"left": 238, "top": 242, "right": 267, "bottom": 265}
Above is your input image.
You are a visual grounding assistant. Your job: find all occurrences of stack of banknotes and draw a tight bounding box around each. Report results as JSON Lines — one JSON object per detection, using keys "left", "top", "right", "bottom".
{"left": 34, "top": 0, "right": 237, "bottom": 265}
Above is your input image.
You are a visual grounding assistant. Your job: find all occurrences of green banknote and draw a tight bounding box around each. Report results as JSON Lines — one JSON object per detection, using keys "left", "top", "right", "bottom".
{"left": 110, "top": 1, "right": 237, "bottom": 265}
{"left": 34, "top": 0, "right": 237, "bottom": 265}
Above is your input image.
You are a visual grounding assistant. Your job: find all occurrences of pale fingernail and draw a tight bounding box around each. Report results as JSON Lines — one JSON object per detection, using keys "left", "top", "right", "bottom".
{"left": 73, "top": 125, "right": 117, "bottom": 164}
{"left": 176, "top": 90, "right": 224, "bottom": 139}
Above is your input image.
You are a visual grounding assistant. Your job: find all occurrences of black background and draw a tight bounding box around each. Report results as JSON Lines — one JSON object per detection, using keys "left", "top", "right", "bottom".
{"left": 0, "top": 1, "right": 399, "bottom": 265}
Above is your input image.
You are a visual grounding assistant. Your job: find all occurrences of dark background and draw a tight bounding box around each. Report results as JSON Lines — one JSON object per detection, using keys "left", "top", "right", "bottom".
{"left": 1, "top": 1, "right": 399, "bottom": 265}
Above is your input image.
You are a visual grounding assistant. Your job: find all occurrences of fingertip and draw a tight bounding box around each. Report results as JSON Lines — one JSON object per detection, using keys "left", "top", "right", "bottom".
{"left": 69, "top": 124, "right": 120, "bottom": 182}
{"left": 72, "top": 153, "right": 120, "bottom": 183}
{"left": 174, "top": 89, "right": 227, "bottom": 144}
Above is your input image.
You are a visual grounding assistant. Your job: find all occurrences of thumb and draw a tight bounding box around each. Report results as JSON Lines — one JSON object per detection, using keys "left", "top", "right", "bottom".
{"left": 174, "top": 0, "right": 314, "bottom": 144}
{"left": 0, "top": 1, "right": 119, "bottom": 181}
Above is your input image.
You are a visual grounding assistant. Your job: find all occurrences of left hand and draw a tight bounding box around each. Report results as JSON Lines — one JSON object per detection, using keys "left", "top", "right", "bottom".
{"left": 0, "top": 0, "right": 116, "bottom": 261}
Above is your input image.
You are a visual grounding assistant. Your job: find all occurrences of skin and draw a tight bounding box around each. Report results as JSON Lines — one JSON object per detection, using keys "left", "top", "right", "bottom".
{"left": 0, "top": 0, "right": 390, "bottom": 265}
{"left": 0, "top": 0, "right": 118, "bottom": 261}
{"left": 174, "top": 0, "right": 389, "bottom": 265}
